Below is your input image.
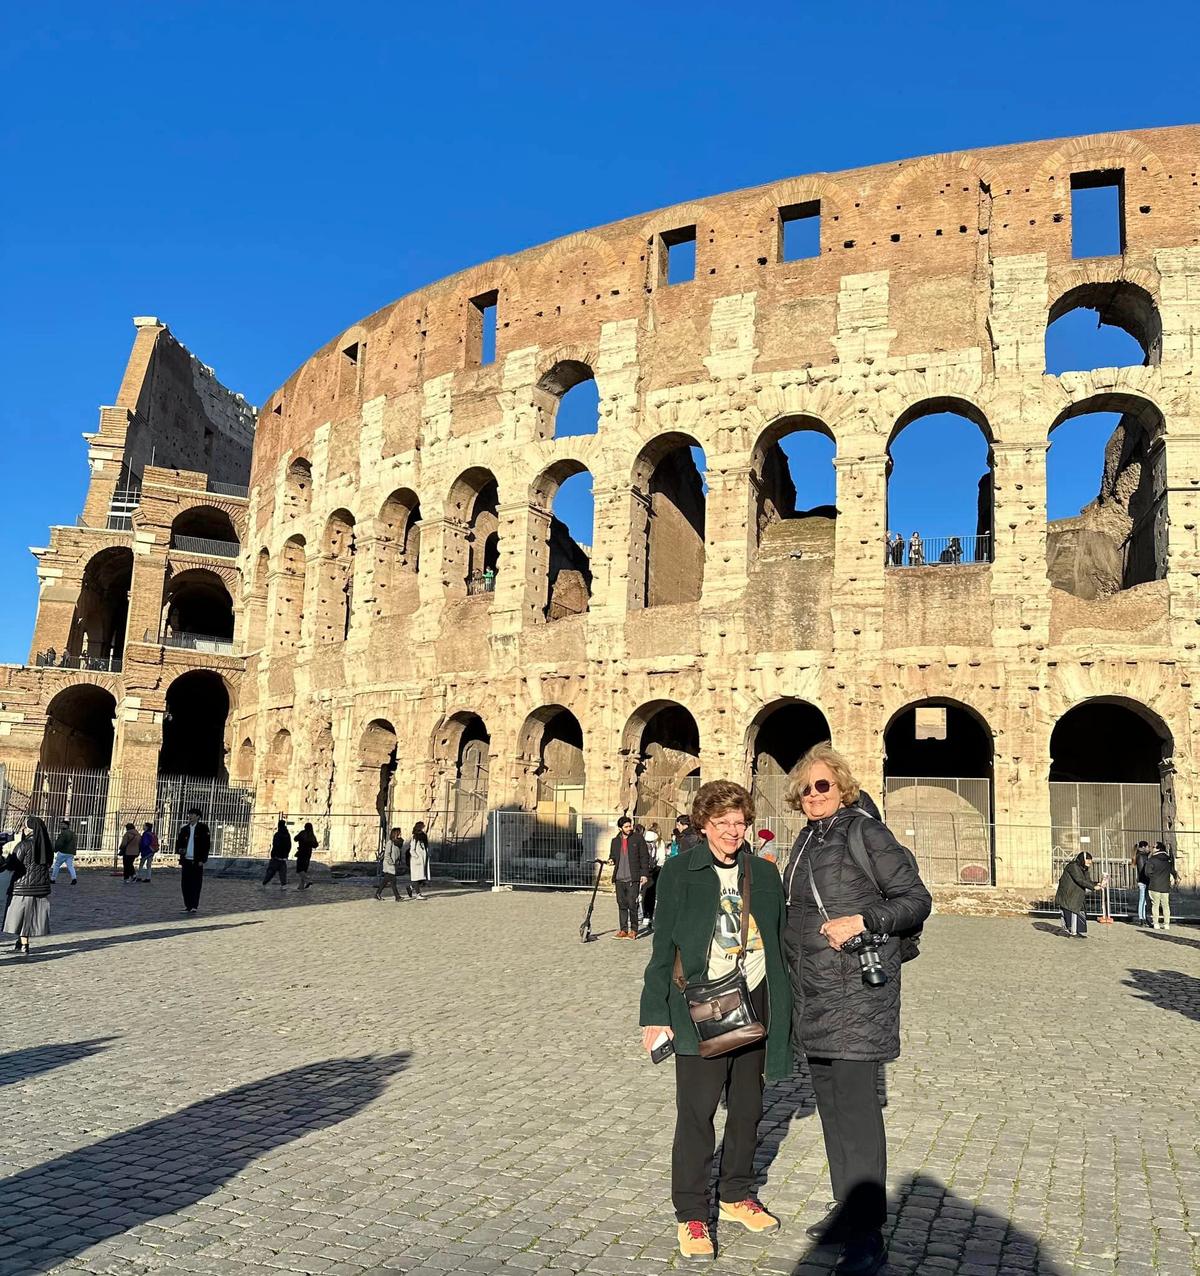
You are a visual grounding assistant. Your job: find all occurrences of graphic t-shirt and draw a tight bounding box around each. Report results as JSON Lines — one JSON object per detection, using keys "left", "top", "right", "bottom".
{"left": 707, "top": 859, "right": 766, "bottom": 990}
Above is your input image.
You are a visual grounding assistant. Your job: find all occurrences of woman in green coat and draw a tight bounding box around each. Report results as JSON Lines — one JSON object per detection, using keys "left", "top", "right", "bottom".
{"left": 1054, "top": 851, "right": 1106, "bottom": 937}
{"left": 640, "top": 780, "right": 792, "bottom": 1262}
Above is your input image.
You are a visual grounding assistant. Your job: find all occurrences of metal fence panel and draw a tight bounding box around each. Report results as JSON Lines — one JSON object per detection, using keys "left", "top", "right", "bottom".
{"left": 494, "top": 810, "right": 612, "bottom": 888}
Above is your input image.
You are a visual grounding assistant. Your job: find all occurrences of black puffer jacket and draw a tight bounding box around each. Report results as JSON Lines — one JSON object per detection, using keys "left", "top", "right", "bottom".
{"left": 784, "top": 807, "right": 931, "bottom": 1062}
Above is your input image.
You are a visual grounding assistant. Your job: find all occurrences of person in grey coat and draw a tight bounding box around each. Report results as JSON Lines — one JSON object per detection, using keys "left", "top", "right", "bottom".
{"left": 3, "top": 817, "right": 55, "bottom": 956}
{"left": 376, "top": 828, "right": 406, "bottom": 901}
{"left": 1054, "top": 851, "right": 1106, "bottom": 938}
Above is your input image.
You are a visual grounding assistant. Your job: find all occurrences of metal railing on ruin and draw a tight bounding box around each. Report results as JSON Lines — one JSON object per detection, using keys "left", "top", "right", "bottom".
{"left": 31, "top": 650, "right": 123, "bottom": 673}
{"left": 171, "top": 534, "right": 241, "bottom": 559}
{"left": 207, "top": 480, "right": 250, "bottom": 499}
{"left": 884, "top": 533, "right": 991, "bottom": 567}
{"left": 104, "top": 487, "right": 142, "bottom": 532}
{"left": 160, "top": 631, "right": 239, "bottom": 654}
{"left": 466, "top": 571, "right": 497, "bottom": 595}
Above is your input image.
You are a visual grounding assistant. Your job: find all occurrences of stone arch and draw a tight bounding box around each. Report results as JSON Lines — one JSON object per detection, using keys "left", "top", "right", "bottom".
{"left": 170, "top": 504, "right": 240, "bottom": 550}
{"left": 534, "top": 357, "right": 600, "bottom": 440}
{"left": 273, "top": 535, "right": 306, "bottom": 652}
{"left": 245, "top": 548, "right": 271, "bottom": 651}
{"left": 538, "top": 231, "right": 622, "bottom": 280}
{"left": 1035, "top": 133, "right": 1167, "bottom": 185}
{"left": 160, "top": 567, "right": 235, "bottom": 644}
{"left": 374, "top": 488, "right": 422, "bottom": 617}
{"left": 1047, "top": 276, "right": 1162, "bottom": 369}
{"left": 285, "top": 456, "right": 313, "bottom": 515}
{"left": 235, "top": 737, "right": 256, "bottom": 782}
{"left": 528, "top": 459, "right": 593, "bottom": 621}
{"left": 630, "top": 432, "right": 706, "bottom": 609}
{"left": 516, "top": 704, "right": 586, "bottom": 812}
{"left": 314, "top": 509, "right": 356, "bottom": 642}
{"left": 445, "top": 467, "right": 499, "bottom": 594}
{"left": 621, "top": 700, "right": 701, "bottom": 823}
{"left": 65, "top": 545, "right": 132, "bottom": 667}
{"left": 432, "top": 710, "right": 492, "bottom": 841}
{"left": 749, "top": 415, "right": 838, "bottom": 552}
{"left": 356, "top": 718, "right": 399, "bottom": 827}
{"left": 40, "top": 682, "right": 117, "bottom": 770}
{"left": 882, "top": 151, "right": 1001, "bottom": 207}
{"left": 263, "top": 727, "right": 293, "bottom": 811}
{"left": 160, "top": 669, "right": 233, "bottom": 778}
{"left": 746, "top": 698, "right": 832, "bottom": 837}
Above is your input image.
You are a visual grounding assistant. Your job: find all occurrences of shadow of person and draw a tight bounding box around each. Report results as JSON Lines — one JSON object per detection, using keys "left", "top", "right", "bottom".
{"left": 788, "top": 1173, "right": 1069, "bottom": 1274}
{"left": 26, "top": 919, "right": 263, "bottom": 961}
{"left": 1137, "top": 927, "right": 1200, "bottom": 951}
{"left": 0, "top": 1050, "right": 411, "bottom": 1272}
{"left": 0, "top": 1037, "right": 118, "bottom": 1087}
{"left": 1031, "top": 920, "right": 1067, "bottom": 936}
{"left": 754, "top": 1070, "right": 816, "bottom": 1190}
{"left": 1122, "top": 968, "right": 1200, "bottom": 1024}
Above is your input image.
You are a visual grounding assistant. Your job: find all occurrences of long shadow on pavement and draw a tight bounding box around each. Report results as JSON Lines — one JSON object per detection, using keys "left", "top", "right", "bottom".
{"left": 16, "top": 919, "right": 263, "bottom": 962}
{"left": 0, "top": 1038, "right": 117, "bottom": 1087}
{"left": 756, "top": 1072, "right": 816, "bottom": 1192}
{"left": 1123, "top": 968, "right": 1200, "bottom": 1024}
{"left": 1137, "top": 927, "right": 1200, "bottom": 951}
{"left": 0, "top": 1050, "right": 411, "bottom": 1272}
{"left": 787, "top": 1173, "right": 1068, "bottom": 1274}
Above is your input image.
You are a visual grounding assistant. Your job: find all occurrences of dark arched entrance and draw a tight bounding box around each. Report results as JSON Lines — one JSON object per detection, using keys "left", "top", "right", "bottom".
{"left": 160, "top": 671, "right": 231, "bottom": 777}
{"left": 748, "top": 700, "right": 831, "bottom": 845}
{"left": 624, "top": 701, "right": 701, "bottom": 828}
{"left": 41, "top": 684, "right": 116, "bottom": 770}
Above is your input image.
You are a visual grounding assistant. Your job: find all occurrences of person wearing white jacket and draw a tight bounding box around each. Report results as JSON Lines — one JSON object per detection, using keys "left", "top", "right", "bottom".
{"left": 406, "top": 822, "right": 430, "bottom": 900}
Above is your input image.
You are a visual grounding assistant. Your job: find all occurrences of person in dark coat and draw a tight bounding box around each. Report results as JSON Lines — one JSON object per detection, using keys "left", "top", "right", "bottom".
{"left": 608, "top": 816, "right": 650, "bottom": 938}
{"left": 783, "top": 744, "right": 931, "bottom": 1276}
{"left": 1054, "top": 851, "right": 1105, "bottom": 938}
{"left": 640, "top": 780, "right": 791, "bottom": 1262}
{"left": 119, "top": 823, "right": 139, "bottom": 882}
{"left": 294, "top": 822, "right": 318, "bottom": 890}
{"left": 669, "top": 815, "right": 703, "bottom": 858}
{"left": 1144, "top": 841, "right": 1179, "bottom": 931}
{"left": 175, "top": 807, "right": 211, "bottom": 914}
{"left": 3, "top": 817, "right": 55, "bottom": 956}
{"left": 1130, "top": 840, "right": 1151, "bottom": 926}
{"left": 263, "top": 820, "right": 291, "bottom": 888}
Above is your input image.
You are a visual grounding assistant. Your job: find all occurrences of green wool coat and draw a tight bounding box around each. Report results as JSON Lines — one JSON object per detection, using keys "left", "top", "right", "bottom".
{"left": 639, "top": 842, "right": 793, "bottom": 1083}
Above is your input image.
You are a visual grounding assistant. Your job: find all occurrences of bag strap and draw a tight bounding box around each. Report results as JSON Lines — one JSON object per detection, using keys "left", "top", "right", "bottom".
{"left": 844, "top": 812, "right": 884, "bottom": 898}
{"left": 671, "top": 850, "right": 754, "bottom": 989}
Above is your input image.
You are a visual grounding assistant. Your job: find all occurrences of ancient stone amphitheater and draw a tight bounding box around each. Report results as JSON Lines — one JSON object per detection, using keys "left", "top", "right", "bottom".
{"left": 5, "top": 127, "right": 1199, "bottom": 896}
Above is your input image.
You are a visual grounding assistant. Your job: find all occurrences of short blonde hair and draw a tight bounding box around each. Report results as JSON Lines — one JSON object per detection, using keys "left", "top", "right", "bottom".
{"left": 785, "top": 742, "right": 861, "bottom": 810}
{"left": 691, "top": 780, "right": 755, "bottom": 831}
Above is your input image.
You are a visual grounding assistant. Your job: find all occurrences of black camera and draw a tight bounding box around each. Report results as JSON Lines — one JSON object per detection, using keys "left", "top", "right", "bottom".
{"left": 841, "top": 931, "right": 888, "bottom": 987}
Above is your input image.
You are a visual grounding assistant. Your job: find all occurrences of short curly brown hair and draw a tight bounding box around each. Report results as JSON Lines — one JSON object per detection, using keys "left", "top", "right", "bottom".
{"left": 691, "top": 780, "right": 755, "bottom": 831}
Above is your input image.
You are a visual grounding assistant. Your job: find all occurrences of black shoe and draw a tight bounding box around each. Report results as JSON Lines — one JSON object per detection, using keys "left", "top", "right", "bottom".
{"left": 12, "top": 940, "right": 20, "bottom": 952}
{"left": 835, "top": 1233, "right": 886, "bottom": 1275}
{"left": 805, "top": 1200, "right": 845, "bottom": 1243}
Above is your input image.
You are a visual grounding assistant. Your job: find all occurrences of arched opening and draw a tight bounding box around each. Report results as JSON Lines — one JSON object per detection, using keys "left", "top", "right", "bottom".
{"left": 884, "top": 699, "right": 994, "bottom": 884}
{"left": 235, "top": 737, "right": 256, "bottom": 782}
{"left": 530, "top": 461, "right": 593, "bottom": 621}
{"left": 1046, "top": 282, "right": 1161, "bottom": 373}
{"left": 285, "top": 457, "right": 312, "bottom": 515}
{"left": 263, "top": 727, "right": 293, "bottom": 811}
{"left": 160, "top": 670, "right": 231, "bottom": 777}
{"left": 161, "top": 568, "right": 235, "bottom": 648}
{"left": 433, "top": 711, "right": 491, "bottom": 844}
{"left": 170, "top": 506, "right": 240, "bottom": 556}
{"left": 886, "top": 403, "right": 993, "bottom": 567}
{"left": 315, "top": 509, "right": 356, "bottom": 642}
{"left": 246, "top": 548, "right": 270, "bottom": 651}
{"left": 445, "top": 469, "right": 500, "bottom": 596}
{"left": 748, "top": 700, "right": 832, "bottom": 843}
{"left": 1050, "top": 698, "right": 1173, "bottom": 878}
{"left": 273, "top": 536, "right": 306, "bottom": 651}
{"left": 518, "top": 705, "right": 586, "bottom": 812}
{"left": 1047, "top": 395, "right": 1167, "bottom": 597}
{"left": 536, "top": 360, "right": 599, "bottom": 439}
{"left": 374, "top": 489, "right": 422, "bottom": 617}
{"left": 750, "top": 418, "right": 837, "bottom": 558}
{"left": 40, "top": 684, "right": 116, "bottom": 770}
{"left": 623, "top": 701, "right": 701, "bottom": 825}
{"left": 631, "top": 434, "right": 706, "bottom": 608}
{"left": 357, "top": 718, "right": 398, "bottom": 829}
{"left": 65, "top": 546, "right": 132, "bottom": 669}
{"left": 301, "top": 721, "right": 334, "bottom": 816}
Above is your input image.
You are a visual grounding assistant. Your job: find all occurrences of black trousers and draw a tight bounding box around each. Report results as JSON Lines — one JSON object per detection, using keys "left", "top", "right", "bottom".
{"left": 642, "top": 867, "right": 659, "bottom": 924}
{"left": 122, "top": 855, "right": 136, "bottom": 880}
{"left": 671, "top": 981, "right": 767, "bottom": 1221}
{"left": 180, "top": 859, "right": 205, "bottom": 911}
{"left": 808, "top": 1056, "right": 887, "bottom": 1234}
{"left": 263, "top": 858, "right": 288, "bottom": 886}
{"left": 376, "top": 872, "right": 399, "bottom": 900}
{"left": 615, "top": 878, "right": 640, "bottom": 931}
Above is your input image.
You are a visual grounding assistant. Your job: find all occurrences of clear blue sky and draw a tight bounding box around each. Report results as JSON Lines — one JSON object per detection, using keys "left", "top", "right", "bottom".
{"left": 1, "top": 2, "right": 1195, "bottom": 660}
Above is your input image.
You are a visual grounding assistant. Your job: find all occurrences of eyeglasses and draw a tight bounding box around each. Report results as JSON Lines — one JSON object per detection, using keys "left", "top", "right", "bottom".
{"left": 800, "top": 778, "right": 836, "bottom": 798}
{"left": 710, "top": 819, "right": 748, "bottom": 832}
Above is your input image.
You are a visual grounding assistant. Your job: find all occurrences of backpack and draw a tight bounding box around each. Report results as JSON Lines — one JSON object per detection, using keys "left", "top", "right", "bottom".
{"left": 844, "top": 809, "right": 924, "bottom": 963}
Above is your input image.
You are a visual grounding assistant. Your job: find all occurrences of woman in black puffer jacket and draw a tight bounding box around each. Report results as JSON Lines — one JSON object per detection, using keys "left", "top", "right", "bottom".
{"left": 3, "top": 816, "right": 55, "bottom": 957}
{"left": 783, "top": 744, "right": 931, "bottom": 1276}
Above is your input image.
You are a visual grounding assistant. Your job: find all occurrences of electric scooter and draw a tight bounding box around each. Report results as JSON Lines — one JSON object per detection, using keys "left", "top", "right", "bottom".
{"left": 579, "top": 858, "right": 605, "bottom": 943}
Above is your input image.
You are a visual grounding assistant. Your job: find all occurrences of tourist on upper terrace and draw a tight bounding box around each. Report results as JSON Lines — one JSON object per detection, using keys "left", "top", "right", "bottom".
{"left": 782, "top": 743, "right": 932, "bottom": 1276}
{"left": 175, "top": 807, "right": 210, "bottom": 914}
{"left": 135, "top": 823, "right": 158, "bottom": 882}
{"left": 295, "top": 822, "right": 318, "bottom": 890}
{"left": 1054, "top": 851, "right": 1106, "bottom": 938}
{"left": 405, "top": 822, "right": 429, "bottom": 900}
{"left": 907, "top": 532, "right": 924, "bottom": 567}
{"left": 119, "top": 823, "right": 139, "bottom": 882}
{"left": 49, "top": 819, "right": 78, "bottom": 886}
{"left": 3, "top": 816, "right": 55, "bottom": 957}
{"left": 886, "top": 532, "right": 904, "bottom": 567}
{"left": 639, "top": 780, "right": 790, "bottom": 1262}
{"left": 263, "top": 820, "right": 291, "bottom": 889}
{"left": 1144, "top": 841, "right": 1179, "bottom": 931}
{"left": 608, "top": 816, "right": 649, "bottom": 938}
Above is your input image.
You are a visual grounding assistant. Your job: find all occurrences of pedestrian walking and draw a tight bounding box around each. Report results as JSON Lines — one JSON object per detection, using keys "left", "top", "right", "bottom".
{"left": 908, "top": 531, "right": 924, "bottom": 566}
{"left": 406, "top": 822, "right": 430, "bottom": 899}
{"left": 1054, "top": 851, "right": 1106, "bottom": 938}
{"left": 175, "top": 807, "right": 210, "bottom": 914}
{"left": 3, "top": 817, "right": 55, "bottom": 957}
{"left": 642, "top": 826, "right": 663, "bottom": 930}
{"left": 782, "top": 743, "right": 932, "bottom": 1276}
{"left": 640, "top": 780, "right": 791, "bottom": 1262}
{"left": 295, "top": 822, "right": 318, "bottom": 890}
{"left": 135, "top": 823, "right": 158, "bottom": 881}
{"left": 119, "top": 823, "right": 139, "bottom": 882}
{"left": 1144, "top": 841, "right": 1179, "bottom": 931}
{"left": 263, "top": 820, "right": 291, "bottom": 888}
{"left": 49, "top": 818, "right": 78, "bottom": 885}
{"left": 376, "top": 828, "right": 404, "bottom": 901}
{"left": 1131, "top": 840, "right": 1151, "bottom": 926}
{"left": 608, "top": 816, "right": 650, "bottom": 938}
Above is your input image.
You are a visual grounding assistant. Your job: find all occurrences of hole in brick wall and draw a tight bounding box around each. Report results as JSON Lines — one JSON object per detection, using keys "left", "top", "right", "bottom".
{"left": 1071, "top": 169, "right": 1125, "bottom": 257}
{"left": 751, "top": 417, "right": 836, "bottom": 554}
{"left": 468, "top": 290, "right": 499, "bottom": 365}
{"left": 660, "top": 225, "right": 697, "bottom": 285}
{"left": 342, "top": 342, "right": 359, "bottom": 366}
{"left": 631, "top": 435, "right": 706, "bottom": 608}
{"left": 779, "top": 200, "right": 820, "bottom": 261}
{"left": 1046, "top": 282, "right": 1160, "bottom": 371}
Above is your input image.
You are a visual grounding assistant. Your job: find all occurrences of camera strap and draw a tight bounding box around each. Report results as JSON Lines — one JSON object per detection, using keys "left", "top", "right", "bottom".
{"left": 806, "top": 859, "right": 831, "bottom": 923}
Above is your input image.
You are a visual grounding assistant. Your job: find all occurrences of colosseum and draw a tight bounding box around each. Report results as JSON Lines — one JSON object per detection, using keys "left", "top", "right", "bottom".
{"left": 3, "top": 127, "right": 1198, "bottom": 902}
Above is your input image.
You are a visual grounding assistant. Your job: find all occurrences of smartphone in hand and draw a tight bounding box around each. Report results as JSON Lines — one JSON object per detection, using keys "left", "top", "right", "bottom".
{"left": 650, "top": 1031, "right": 675, "bottom": 1065}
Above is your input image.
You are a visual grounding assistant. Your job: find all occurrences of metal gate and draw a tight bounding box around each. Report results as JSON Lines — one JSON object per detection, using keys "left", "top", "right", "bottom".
{"left": 884, "top": 776, "right": 993, "bottom": 885}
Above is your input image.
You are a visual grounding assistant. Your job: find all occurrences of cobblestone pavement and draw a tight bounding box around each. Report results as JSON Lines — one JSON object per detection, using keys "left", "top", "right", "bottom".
{"left": 1, "top": 869, "right": 1197, "bottom": 1275}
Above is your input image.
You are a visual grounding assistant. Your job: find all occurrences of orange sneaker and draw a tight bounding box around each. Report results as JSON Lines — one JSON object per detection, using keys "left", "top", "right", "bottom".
{"left": 719, "top": 1198, "right": 780, "bottom": 1233}
{"left": 615, "top": 930, "right": 629, "bottom": 938}
{"left": 677, "top": 1220, "right": 715, "bottom": 1261}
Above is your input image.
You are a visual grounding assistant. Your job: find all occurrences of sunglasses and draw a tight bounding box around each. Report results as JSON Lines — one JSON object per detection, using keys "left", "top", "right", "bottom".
{"left": 801, "top": 778, "right": 835, "bottom": 798}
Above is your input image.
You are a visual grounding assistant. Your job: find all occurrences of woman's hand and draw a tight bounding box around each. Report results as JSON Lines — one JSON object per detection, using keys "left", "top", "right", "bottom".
{"left": 820, "top": 914, "right": 866, "bottom": 950}
{"left": 641, "top": 1025, "right": 673, "bottom": 1053}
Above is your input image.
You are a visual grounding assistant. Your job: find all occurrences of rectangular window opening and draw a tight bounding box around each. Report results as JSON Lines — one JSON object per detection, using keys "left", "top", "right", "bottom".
{"left": 660, "top": 226, "right": 696, "bottom": 285}
{"left": 469, "top": 290, "right": 499, "bottom": 365}
{"left": 1070, "top": 170, "right": 1125, "bottom": 258}
{"left": 342, "top": 342, "right": 359, "bottom": 366}
{"left": 780, "top": 200, "right": 821, "bottom": 261}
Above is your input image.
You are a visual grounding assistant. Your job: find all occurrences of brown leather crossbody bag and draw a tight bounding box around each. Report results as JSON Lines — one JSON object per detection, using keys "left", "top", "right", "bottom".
{"left": 672, "top": 857, "right": 766, "bottom": 1058}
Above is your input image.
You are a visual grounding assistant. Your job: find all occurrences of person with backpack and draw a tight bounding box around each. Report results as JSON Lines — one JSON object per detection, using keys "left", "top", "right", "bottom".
{"left": 294, "top": 822, "right": 318, "bottom": 890}
{"left": 782, "top": 743, "right": 931, "bottom": 1276}
{"left": 262, "top": 820, "right": 291, "bottom": 889}
{"left": 1144, "top": 841, "right": 1179, "bottom": 931}
{"left": 118, "top": 823, "right": 140, "bottom": 882}
{"left": 135, "top": 823, "right": 158, "bottom": 881}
